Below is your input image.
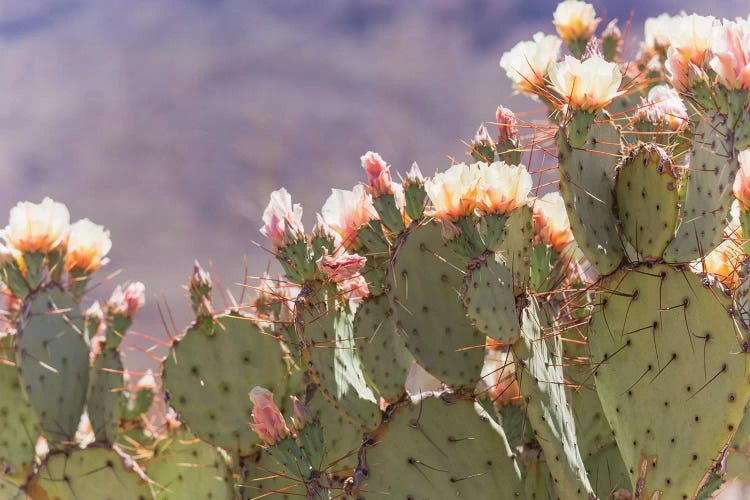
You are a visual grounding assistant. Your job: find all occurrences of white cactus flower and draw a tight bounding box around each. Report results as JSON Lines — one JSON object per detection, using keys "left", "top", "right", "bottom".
{"left": 65, "top": 219, "right": 112, "bottom": 273}
{"left": 3, "top": 197, "right": 70, "bottom": 254}
{"left": 548, "top": 55, "right": 623, "bottom": 112}
{"left": 553, "top": 0, "right": 600, "bottom": 44}
{"left": 500, "top": 32, "right": 562, "bottom": 91}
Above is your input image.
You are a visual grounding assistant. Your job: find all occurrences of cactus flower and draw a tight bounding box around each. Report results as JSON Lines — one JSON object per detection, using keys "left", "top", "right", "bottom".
{"left": 500, "top": 32, "right": 562, "bottom": 91}
{"left": 495, "top": 106, "right": 518, "bottom": 145}
{"left": 260, "top": 188, "right": 305, "bottom": 250}
{"left": 248, "top": 386, "right": 291, "bottom": 446}
{"left": 317, "top": 248, "right": 367, "bottom": 281}
{"left": 321, "top": 185, "right": 378, "bottom": 249}
{"left": 108, "top": 282, "right": 146, "bottom": 319}
{"left": 361, "top": 151, "right": 395, "bottom": 198}
{"left": 552, "top": 0, "right": 600, "bottom": 45}
{"left": 669, "top": 14, "right": 717, "bottom": 65}
{"left": 644, "top": 14, "right": 680, "bottom": 53}
{"left": 64, "top": 219, "right": 112, "bottom": 273}
{"left": 3, "top": 197, "right": 70, "bottom": 254}
{"left": 699, "top": 237, "right": 744, "bottom": 289}
{"left": 638, "top": 85, "right": 689, "bottom": 132}
{"left": 733, "top": 150, "right": 750, "bottom": 213}
{"left": 548, "top": 55, "right": 623, "bottom": 112}
{"left": 475, "top": 162, "right": 532, "bottom": 215}
{"left": 533, "top": 192, "right": 574, "bottom": 252}
{"left": 710, "top": 20, "right": 750, "bottom": 90}
{"left": 424, "top": 163, "right": 479, "bottom": 221}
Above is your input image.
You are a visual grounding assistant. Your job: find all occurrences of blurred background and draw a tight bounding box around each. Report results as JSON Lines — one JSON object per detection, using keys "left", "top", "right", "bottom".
{"left": 0, "top": 0, "right": 747, "bottom": 369}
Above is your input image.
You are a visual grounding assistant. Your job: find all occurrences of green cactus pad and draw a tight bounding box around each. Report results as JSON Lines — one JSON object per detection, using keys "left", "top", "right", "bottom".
{"left": 16, "top": 288, "right": 88, "bottom": 444}
{"left": 88, "top": 348, "right": 125, "bottom": 443}
{"left": 307, "top": 385, "right": 363, "bottom": 474}
{"left": 146, "top": 430, "right": 234, "bottom": 499}
{"left": 162, "top": 312, "right": 287, "bottom": 458}
{"left": 562, "top": 324, "right": 615, "bottom": 460}
{"left": 588, "top": 264, "right": 750, "bottom": 498}
{"left": 238, "top": 449, "right": 299, "bottom": 499}
{"left": 295, "top": 285, "right": 380, "bottom": 431}
{"left": 557, "top": 111, "right": 624, "bottom": 275}
{"left": 664, "top": 112, "right": 739, "bottom": 262}
{"left": 386, "top": 220, "right": 486, "bottom": 388}
{"left": 584, "top": 442, "right": 631, "bottom": 499}
{"left": 615, "top": 144, "right": 680, "bottom": 260}
{"left": 354, "top": 394, "right": 524, "bottom": 498}
{"left": 514, "top": 296, "right": 595, "bottom": 498}
{"left": 496, "top": 205, "right": 534, "bottom": 294}
{"left": 461, "top": 252, "right": 520, "bottom": 344}
{"left": 0, "top": 335, "right": 41, "bottom": 477}
{"left": 0, "top": 476, "right": 25, "bottom": 500}
{"left": 352, "top": 294, "right": 413, "bottom": 403}
{"left": 522, "top": 448, "right": 557, "bottom": 500}
{"left": 27, "top": 445, "right": 151, "bottom": 499}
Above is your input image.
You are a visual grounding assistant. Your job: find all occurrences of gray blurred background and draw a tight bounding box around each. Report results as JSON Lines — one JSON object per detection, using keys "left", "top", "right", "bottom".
{"left": 0, "top": 0, "right": 747, "bottom": 369}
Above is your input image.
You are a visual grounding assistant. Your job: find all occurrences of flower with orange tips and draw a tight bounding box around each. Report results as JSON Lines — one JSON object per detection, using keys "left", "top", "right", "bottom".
{"left": 552, "top": 0, "right": 600, "bottom": 45}
{"left": 3, "top": 197, "right": 70, "bottom": 254}
{"left": 533, "top": 192, "right": 574, "bottom": 253}
{"left": 424, "top": 163, "right": 479, "bottom": 221}
{"left": 248, "top": 387, "right": 291, "bottom": 446}
{"left": 475, "top": 162, "right": 532, "bottom": 215}
{"left": 548, "top": 55, "right": 623, "bottom": 112}
{"left": 64, "top": 219, "right": 112, "bottom": 273}
{"left": 500, "top": 33, "right": 562, "bottom": 92}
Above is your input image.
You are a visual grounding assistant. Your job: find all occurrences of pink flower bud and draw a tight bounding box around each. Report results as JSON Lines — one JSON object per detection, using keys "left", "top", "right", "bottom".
{"left": 248, "top": 387, "right": 291, "bottom": 446}
{"left": 108, "top": 282, "right": 146, "bottom": 319}
{"left": 290, "top": 396, "right": 314, "bottom": 430}
{"left": 362, "top": 151, "right": 394, "bottom": 198}
{"left": 260, "top": 188, "right": 305, "bottom": 250}
{"left": 495, "top": 107, "right": 518, "bottom": 144}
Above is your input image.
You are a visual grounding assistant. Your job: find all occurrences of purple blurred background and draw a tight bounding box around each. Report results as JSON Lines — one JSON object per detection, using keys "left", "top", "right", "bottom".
{"left": 0, "top": 0, "right": 747, "bottom": 369}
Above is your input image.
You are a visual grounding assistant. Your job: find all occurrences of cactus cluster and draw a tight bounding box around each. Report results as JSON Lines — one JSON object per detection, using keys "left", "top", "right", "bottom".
{"left": 2, "top": 1, "right": 750, "bottom": 498}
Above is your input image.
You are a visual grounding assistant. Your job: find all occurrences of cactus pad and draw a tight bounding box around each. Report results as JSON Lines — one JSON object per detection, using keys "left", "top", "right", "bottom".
{"left": 354, "top": 393, "right": 524, "bottom": 498}
{"left": 589, "top": 264, "right": 750, "bottom": 497}
{"left": 352, "top": 294, "right": 413, "bottom": 403}
{"left": 16, "top": 288, "right": 89, "bottom": 444}
{"left": 496, "top": 205, "right": 534, "bottom": 294}
{"left": 615, "top": 143, "right": 680, "bottom": 260}
{"left": 146, "top": 430, "right": 234, "bottom": 499}
{"left": 162, "top": 312, "right": 287, "bottom": 458}
{"left": 296, "top": 285, "right": 381, "bottom": 431}
{"left": 0, "top": 335, "right": 41, "bottom": 476}
{"left": 387, "top": 220, "right": 485, "bottom": 388}
{"left": 514, "top": 296, "right": 595, "bottom": 498}
{"left": 88, "top": 348, "right": 125, "bottom": 443}
{"left": 461, "top": 251, "right": 520, "bottom": 344}
{"left": 557, "top": 112, "right": 624, "bottom": 275}
{"left": 665, "top": 112, "right": 739, "bottom": 262}
{"left": 27, "top": 445, "right": 151, "bottom": 499}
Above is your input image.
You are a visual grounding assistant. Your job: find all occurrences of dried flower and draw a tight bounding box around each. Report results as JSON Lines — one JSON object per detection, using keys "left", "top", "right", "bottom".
{"left": 248, "top": 387, "right": 291, "bottom": 446}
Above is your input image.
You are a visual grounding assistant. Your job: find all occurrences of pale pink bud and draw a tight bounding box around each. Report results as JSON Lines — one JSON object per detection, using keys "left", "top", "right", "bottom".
{"left": 64, "top": 219, "right": 112, "bottom": 273}
{"left": 733, "top": 151, "right": 750, "bottom": 213}
{"left": 4, "top": 197, "right": 70, "bottom": 254}
{"left": 108, "top": 282, "right": 146, "bottom": 319}
{"left": 248, "top": 387, "right": 291, "bottom": 446}
{"left": 321, "top": 185, "right": 378, "bottom": 250}
{"left": 317, "top": 248, "right": 367, "bottom": 281}
{"left": 361, "top": 151, "right": 394, "bottom": 198}
{"left": 404, "top": 162, "right": 424, "bottom": 186}
{"left": 85, "top": 301, "right": 105, "bottom": 327}
{"left": 290, "top": 396, "right": 314, "bottom": 430}
{"left": 260, "top": 188, "right": 305, "bottom": 250}
{"left": 495, "top": 107, "right": 518, "bottom": 144}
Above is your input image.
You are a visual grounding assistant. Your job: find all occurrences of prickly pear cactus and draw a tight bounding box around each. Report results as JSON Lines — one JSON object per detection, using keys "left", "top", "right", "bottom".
{"left": 16, "top": 288, "right": 89, "bottom": 444}
{"left": 351, "top": 393, "right": 524, "bottom": 498}
{"left": 88, "top": 347, "right": 126, "bottom": 443}
{"left": 589, "top": 264, "right": 750, "bottom": 497}
{"left": 162, "top": 312, "right": 287, "bottom": 458}
{"left": 386, "top": 220, "right": 486, "bottom": 388}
